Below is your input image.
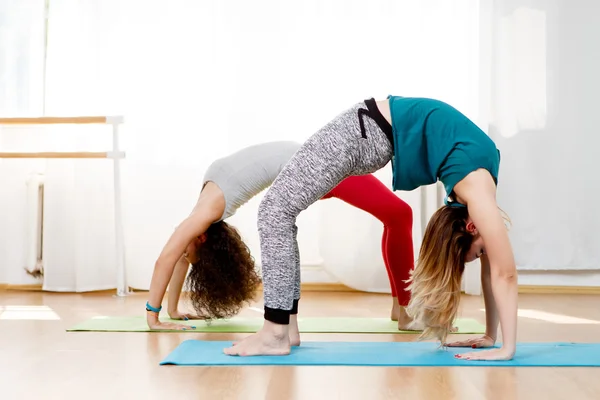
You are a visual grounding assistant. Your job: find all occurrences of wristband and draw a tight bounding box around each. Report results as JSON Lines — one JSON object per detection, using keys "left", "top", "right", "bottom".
{"left": 146, "top": 301, "right": 162, "bottom": 313}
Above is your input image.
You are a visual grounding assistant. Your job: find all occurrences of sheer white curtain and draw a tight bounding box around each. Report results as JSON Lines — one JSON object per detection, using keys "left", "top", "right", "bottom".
{"left": 314, "top": 1, "right": 483, "bottom": 291}
{"left": 0, "top": 0, "right": 46, "bottom": 286}
{"left": 38, "top": 0, "right": 483, "bottom": 292}
{"left": 481, "top": 0, "right": 600, "bottom": 271}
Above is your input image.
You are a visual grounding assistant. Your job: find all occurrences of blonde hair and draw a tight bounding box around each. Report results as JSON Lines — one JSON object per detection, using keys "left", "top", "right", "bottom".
{"left": 405, "top": 205, "right": 512, "bottom": 344}
{"left": 405, "top": 205, "right": 472, "bottom": 345}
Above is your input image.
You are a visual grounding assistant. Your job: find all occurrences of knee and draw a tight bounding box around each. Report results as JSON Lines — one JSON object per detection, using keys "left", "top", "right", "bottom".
{"left": 257, "top": 191, "right": 294, "bottom": 232}
{"left": 257, "top": 194, "right": 276, "bottom": 231}
{"left": 383, "top": 198, "right": 414, "bottom": 228}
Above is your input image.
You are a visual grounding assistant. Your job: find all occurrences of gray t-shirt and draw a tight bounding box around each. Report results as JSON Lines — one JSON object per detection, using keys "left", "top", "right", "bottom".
{"left": 203, "top": 141, "right": 302, "bottom": 221}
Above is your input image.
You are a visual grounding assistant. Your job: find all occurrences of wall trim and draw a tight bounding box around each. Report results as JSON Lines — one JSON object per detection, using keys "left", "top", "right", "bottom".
{"left": 0, "top": 283, "right": 43, "bottom": 291}
{"left": 517, "top": 285, "right": 600, "bottom": 295}
{"left": 2, "top": 282, "right": 599, "bottom": 295}
{"left": 301, "top": 284, "right": 600, "bottom": 294}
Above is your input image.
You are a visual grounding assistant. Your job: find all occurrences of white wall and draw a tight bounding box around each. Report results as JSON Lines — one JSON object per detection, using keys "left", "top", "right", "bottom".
{"left": 0, "top": 156, "right": 45, "bottom": 286}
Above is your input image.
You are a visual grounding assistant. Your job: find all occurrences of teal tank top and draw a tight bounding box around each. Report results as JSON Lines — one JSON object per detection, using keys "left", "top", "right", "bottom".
{"left": 387, "top": 96, "right": 500, "bottom": 206}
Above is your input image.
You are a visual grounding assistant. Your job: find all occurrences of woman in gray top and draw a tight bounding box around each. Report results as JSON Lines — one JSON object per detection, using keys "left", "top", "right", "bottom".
{"left": 145, "top": 141, "right": 417, "bottom": 338}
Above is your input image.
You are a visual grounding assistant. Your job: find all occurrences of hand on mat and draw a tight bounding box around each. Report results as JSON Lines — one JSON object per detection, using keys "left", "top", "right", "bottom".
{"left": 454, "top": 346, "right": 515, "bottom": 361}
{"left": 169, "top": 310, "right": 206, "bottom": 321}
{"left": 147, "top": 312, "right": 196, "bottom": 331}
{"left": 444, "top": 334, "right": 495, "bottom": 349}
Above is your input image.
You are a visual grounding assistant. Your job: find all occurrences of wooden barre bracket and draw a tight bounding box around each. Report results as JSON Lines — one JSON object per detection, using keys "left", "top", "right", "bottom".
{"left": 0, "top": 116, "right": 123, "bottom": 125}
{"left": 0, "top": 152, "right": 124, "bottom": 159}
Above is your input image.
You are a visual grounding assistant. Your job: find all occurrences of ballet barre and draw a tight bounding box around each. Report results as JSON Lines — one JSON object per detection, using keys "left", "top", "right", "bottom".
{"left": 0, "top": 115, "right": 129, "bottom": 297}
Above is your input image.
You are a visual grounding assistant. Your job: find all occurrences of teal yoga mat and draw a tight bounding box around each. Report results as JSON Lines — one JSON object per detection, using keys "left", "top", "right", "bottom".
{"left": 160, "top": 340, "right": 600, "bottom": 367}
{"left": 67, "top": 316, "right": 485, "bottom": 334}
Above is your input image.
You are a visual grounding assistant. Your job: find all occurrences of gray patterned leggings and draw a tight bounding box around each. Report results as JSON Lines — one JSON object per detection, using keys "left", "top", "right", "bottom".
{"left": 257, "top": 99, "right": 394, "bottom": 324}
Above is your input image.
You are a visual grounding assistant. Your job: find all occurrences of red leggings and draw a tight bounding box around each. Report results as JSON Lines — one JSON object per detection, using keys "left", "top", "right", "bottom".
{"left": 322, "top": 174, "right": 414, "bottom": 305}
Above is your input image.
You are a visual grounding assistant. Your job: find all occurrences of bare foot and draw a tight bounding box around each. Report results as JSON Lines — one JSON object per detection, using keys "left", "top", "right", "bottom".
{"left": 230, "top": 317, "right": 301, "bottom": 347}
{"left": 390, "top": 297, "right": 400, "bottom": 321}
{"left": 396, "top": 305, "right": 424, "bottom": 331}
{"left": 289, "top": 315, "right": 301, "bottom": 346}
{"left": 223, "top": 321, "right": 291, "bottom": 356}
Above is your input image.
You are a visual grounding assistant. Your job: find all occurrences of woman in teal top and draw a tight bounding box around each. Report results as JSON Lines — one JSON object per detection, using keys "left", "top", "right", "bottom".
{"left": 387, "top": 96, "right": 501, "bottom": 205}
{"left": 225, "top": 96, "right": 517, "bottom": 363}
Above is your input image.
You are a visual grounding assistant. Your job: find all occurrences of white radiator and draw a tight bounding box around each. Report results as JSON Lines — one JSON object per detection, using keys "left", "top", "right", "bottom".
{"left": 25, "top": 172, "right": 45, "bottom": 276}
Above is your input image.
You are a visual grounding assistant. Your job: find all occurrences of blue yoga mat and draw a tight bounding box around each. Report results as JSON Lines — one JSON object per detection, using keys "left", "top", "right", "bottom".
{"left": 160, "top": 340, "right": 600, "bottom": 367}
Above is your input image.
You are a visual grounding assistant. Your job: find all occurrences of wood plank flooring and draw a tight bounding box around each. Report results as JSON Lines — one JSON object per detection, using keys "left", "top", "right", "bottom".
{"left": 1, "top": 290, "right": 599, "bottom": 400}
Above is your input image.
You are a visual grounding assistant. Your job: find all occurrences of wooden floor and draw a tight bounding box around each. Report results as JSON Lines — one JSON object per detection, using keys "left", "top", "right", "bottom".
{"left": 1, "top": 290, "right": 600, "bottom": 400}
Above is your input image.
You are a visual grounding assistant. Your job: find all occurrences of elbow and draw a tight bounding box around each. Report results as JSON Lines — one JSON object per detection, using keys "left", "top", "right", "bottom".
{"left": 154, "top": 256, "right": 169, "bottom": 271}
{"left": 492, "top": 269, "right": 518, "bottom": 283}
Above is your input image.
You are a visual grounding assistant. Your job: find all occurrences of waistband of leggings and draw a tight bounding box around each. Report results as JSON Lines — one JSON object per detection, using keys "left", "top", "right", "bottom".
{"left": 363, "top": 98, "right": 394, "bottom": 149}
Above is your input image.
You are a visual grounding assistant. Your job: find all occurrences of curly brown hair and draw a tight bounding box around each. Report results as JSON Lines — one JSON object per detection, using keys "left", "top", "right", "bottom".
{"left": 185, "top": 221, "right": 261, "bottom": 320}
